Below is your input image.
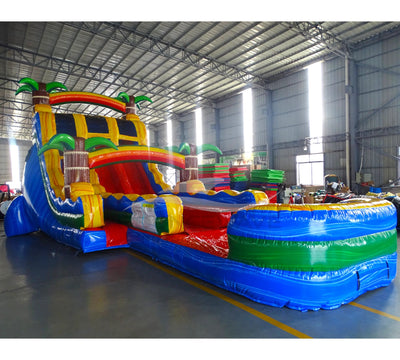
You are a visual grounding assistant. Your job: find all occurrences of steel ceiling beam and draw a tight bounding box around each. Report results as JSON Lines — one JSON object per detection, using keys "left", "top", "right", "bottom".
{"left": 351, "top": 23, "right": 400, "bottom": 49}
{"left": 64, "top": 22, "right": 269, "bottom": 89}
{"left": 0, "top": 114, "right": 32, "bottom": 140}
{"left": 0, "top": 44, "right": 213, "bottom": 108}
{"left": 284, "top": 22, "right": 351, "bottom": 59}
{"left": 1, "top": 76, "right": 179, "bottom": 131}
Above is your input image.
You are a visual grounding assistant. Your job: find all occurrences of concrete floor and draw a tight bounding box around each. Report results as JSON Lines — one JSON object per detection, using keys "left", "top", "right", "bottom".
{"left": 1, "top": 221, "right": 400, "bottom": 339}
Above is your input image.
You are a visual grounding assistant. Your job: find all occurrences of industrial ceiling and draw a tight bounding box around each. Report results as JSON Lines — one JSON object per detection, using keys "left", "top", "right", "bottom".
{"left": 1, "top": 21, "right": 400, "bottom": 141}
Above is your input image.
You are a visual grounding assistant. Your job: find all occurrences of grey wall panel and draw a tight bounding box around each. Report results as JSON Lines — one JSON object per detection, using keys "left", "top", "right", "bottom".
{"left": 358, "top": 134, "right": 400, "bottom": 186}
{"left": 202, "top": 106, "right": 217, "bottom": 148}
{"left": 272, "top": 94, "right": 308, "bottom": 117}
{"left": 182, "top": 114, "right": 196, "bottom": 145}
{"left": 273, "top": 147, "right": 301, "bottom": 185}
{"left": 0, "top": 139, "right": 31, "bottom": 187}
{"left": 154, "top": 117, "right": 187, "bottom": 148}
{"left": 272, "top": 70, "right": 309, "bottom": 147}
{"left": 147, "top": 33, "right": 400, "bottom": 188}
{"left": 323, "top": 140, "right": 346, "bottom": 182}
{"left": 273, "top": 124, "right": 308, "bottom": 143}
{"left": 218, "top": 94, "right": 243, "bottom": 153}
{"left": 323, "top": 57, "right": 345, "bottom": 137}
{"left": 155, "top": 123, "right": 168, "bottom": 148}
{"left": 270, "top": 70, "right": 307, "bottom": 91}
{"left": 174, "top": 119, "right": 185, "bottom": 145}
{"left": 253, "top": 88, "right": 268, "bottom": 149}
{"left": 354, "top": 33, "right": 400, "bottom": 186}
{"left": 0, "top": 142, "right": 11, "bottom": 184}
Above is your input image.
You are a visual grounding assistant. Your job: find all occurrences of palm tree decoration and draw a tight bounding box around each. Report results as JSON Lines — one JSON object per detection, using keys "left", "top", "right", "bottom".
{"left": 114, "top": 92, "right": 152, "bottom": 114}
{"left": 15, "top": 77, "right": 67, "bottom": 105}
{"left": 38, "top": 134, "right": 117, "bottom": 198}
{"left": 175, "top": 142, "right": 223, "bottom": 182}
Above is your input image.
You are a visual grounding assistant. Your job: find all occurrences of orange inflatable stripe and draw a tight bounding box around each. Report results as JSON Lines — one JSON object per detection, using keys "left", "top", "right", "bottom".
{"left": 49, "top": 92, "right": 126, "bottom": 113}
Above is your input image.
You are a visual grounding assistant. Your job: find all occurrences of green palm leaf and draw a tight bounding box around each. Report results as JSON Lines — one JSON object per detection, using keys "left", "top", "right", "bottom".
{"left": 46, "top": 82, "right": 68, "bottom": 93}
{"left": 19, "top": 77, "right": 39, "bottom": 91}
{"left": 196, "top": 144, "right": 222, "bottom": 155}
{"left": 115, "top": 92, "right": 130, "bottom": 103}
{"left": 178, "top": 142, "right": 191, "bottom": 155}
{"left": 38, "top": 133, "right": 75, "bottom": 155}
{"left": 85, "top": 137, "right": 118, "bottom": 152}
{"left": 15, "top": 84, "right": 36, "bottom": 95}
{"left": 135, "top": 95, "right": 152, "bottom": 104}
{"left": 135, "top": 95, "right": 152, "bottom": 110}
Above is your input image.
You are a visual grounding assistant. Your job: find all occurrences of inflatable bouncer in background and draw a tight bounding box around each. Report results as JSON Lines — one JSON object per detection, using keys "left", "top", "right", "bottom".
{"left": 4, "top": 78, "right": 398, "bottom": 311}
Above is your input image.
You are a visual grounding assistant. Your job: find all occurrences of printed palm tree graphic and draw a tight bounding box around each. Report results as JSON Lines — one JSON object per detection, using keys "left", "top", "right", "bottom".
{"left": 167, "top": 142, "right": 222, "bottom": 182}
{"left": 38, "top": 134, "right": 117, "bottom": 198}
{"left": 114, "top": 92, "right": 152, "bottom": 114}
{"left": 15, "top": 77, "right": 67, "bottom": 105}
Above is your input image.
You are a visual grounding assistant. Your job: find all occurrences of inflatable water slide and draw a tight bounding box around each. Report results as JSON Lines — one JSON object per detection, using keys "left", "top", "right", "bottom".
{"left": 4, "top": 79, "right": 398, "bottom": 311}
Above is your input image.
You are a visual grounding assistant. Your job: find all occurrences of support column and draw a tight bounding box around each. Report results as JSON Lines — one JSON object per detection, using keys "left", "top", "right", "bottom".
{"left": 266, "top": 89, "right": 273, "bottom": 169}
{"left": 345, "top": 56, "right": 359, "bottom": 190}
{"left": 349, "top": 60, "right": 359, "bottom": 191}
{"left": 214, "top": 107, "right": 221, "bottom": 163}
{"left": 178, "top": 119, "right": 185, "bottom": 146}
{"left": 154, "top": 128, "right": 160, "bottom": 148}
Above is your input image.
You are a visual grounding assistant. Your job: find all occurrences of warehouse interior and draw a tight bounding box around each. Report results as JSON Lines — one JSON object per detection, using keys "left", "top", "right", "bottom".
{"left": 1, "top": 4, "right": 400, "bottom": 353}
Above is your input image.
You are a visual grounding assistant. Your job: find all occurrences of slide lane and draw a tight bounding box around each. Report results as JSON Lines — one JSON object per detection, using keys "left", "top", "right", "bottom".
{"left": 5, "top": 144, "right": 129, "bottom": 252}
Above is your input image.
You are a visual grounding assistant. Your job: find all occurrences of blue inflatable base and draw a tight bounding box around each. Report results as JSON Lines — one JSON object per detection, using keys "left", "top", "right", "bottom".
{"left": 127, "top": 228, "right": 397, "bottom": 311}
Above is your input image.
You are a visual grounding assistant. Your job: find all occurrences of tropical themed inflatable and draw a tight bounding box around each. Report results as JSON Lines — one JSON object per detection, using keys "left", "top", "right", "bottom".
{"left": 4, "top": 78, "right": 397, "bottom": 311}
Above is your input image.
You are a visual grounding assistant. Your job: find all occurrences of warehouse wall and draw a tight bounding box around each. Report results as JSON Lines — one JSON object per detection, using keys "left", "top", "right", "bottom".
{"left": 322, "top": 56, "right": 347, "bottom": 182}
{"left": 175, "top": 31, "right": 400, "bottom": 189}
{"left": 153, "top": 115, "right": 186, "bottom": 148}
{"left": 253, "top": 88, "right": 269, "bottom": 154}
{"left": 5, "top": 33, "right": 399, "bottom": 193}
{"left": 0, "top": 138, "right": 31, "bottom": 188}
{"left": 269, "top": 70, "right": 309, "bottom": 185}
{"left": 217, "top": 93, "right": 243, "bottom": 155}
{"left": 202, "top": 106, "right": 218, "bottom": 155}
{"left": 182, "top": 112, "right": 195, "bottom": 145}
{"left": 354, "top": 33, "right": 400, "bottom": 187}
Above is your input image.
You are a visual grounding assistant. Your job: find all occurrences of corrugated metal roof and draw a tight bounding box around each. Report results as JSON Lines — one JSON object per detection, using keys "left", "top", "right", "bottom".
{"left": 1, "top": 21, "right": 400, "bottom": 140}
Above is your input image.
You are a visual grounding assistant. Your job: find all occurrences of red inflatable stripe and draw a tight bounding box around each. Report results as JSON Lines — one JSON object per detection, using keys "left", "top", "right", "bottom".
{"left": 49, "top": 92, "right": 126, "bottom": 113}
{"left": 89, "top": 148, "right": 185, "bottom": 169}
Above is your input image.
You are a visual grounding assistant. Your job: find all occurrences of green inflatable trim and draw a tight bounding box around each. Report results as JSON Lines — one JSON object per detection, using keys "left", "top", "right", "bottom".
{"left": 155, "top": 217, "right": 169, "bottom": 234}
{"left": 105, "top": 209, "right": 169, "bottom": 235}
{"left": 105, "top": 209, "right": 132, "bottom": 226}
{"left": 228, "top": 228, "right": 397, "bottom": 271}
